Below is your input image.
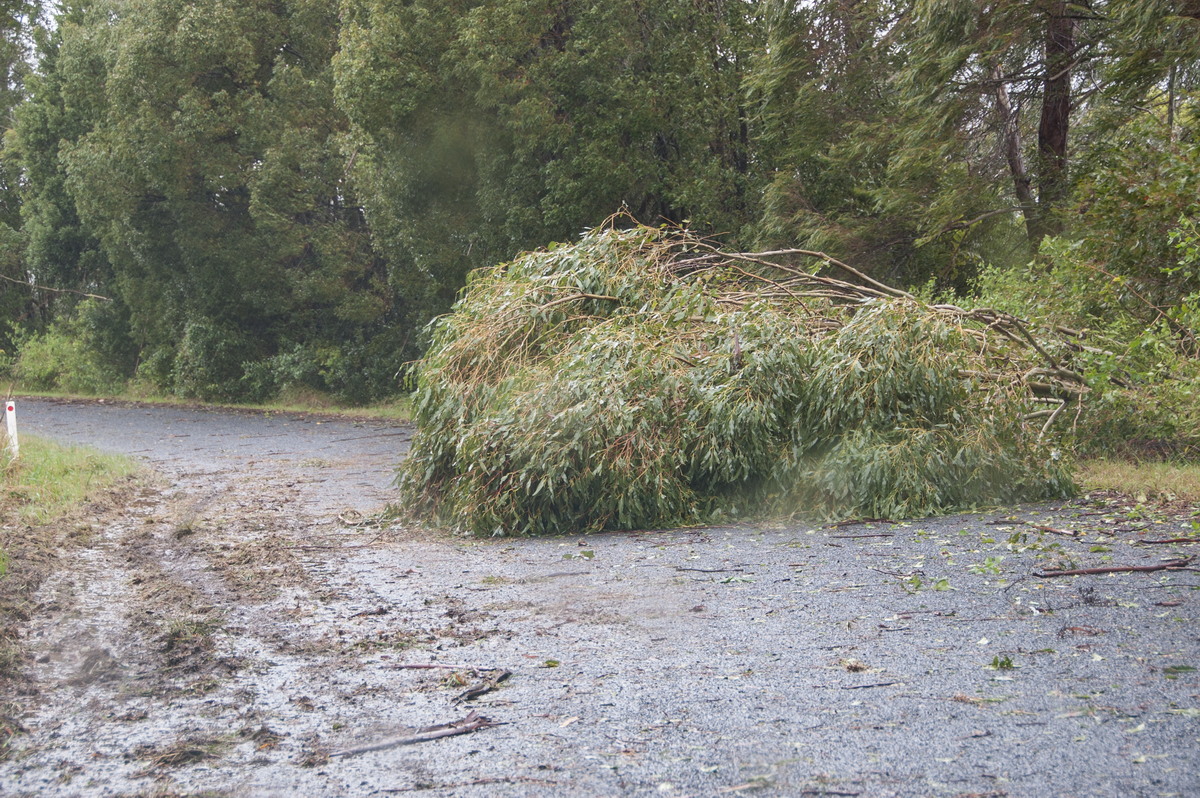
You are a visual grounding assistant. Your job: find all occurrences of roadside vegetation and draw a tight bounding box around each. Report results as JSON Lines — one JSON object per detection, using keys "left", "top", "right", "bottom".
{"left": 400, "top": 221, "right": 1196, "bottom": 534}
{"left": 3, "top": 435, "right": 139, "bottom": 524}
{"left": 1077, "top": 459, "right": 1200, "bottom": 503}
{"left": 1, "top": 436, "right": 140, "bottom": 753}
{"left": 0, "top": 2, "right": 1196, "bottom": 530}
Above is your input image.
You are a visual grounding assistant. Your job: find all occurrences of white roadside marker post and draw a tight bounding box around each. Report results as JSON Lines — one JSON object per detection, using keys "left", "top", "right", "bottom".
{"left": 4, "top": 400, "right": 17, "bottom": 460}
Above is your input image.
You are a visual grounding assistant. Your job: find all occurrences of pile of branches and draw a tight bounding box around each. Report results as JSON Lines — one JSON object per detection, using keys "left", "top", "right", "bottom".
{"left": 399, "top": 222, "right": 1081, "bottom": 535}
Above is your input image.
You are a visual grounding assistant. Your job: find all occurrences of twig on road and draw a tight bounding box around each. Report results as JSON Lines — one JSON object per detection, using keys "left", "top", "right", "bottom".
{"left": 1027, "top": 523, "right": 1079, "bottom": 537}
{"left": 829, "top": 518, "right": 895, "bottom": 528}
{"left": 287, "top": 534, "right": 386, "bottom": 550}
{"left": 1134, "top": 537, "right": 1200, "bottom": 545}
{"left": 392, "top": 663, "right": 502, "bottom": 672}
{"left": 329, "top": 710, "right": 498, "bottom": 758}
{"left": 383, "top": 776, "right": 558, "bottom": 792}
{"left": 1035, "top": 557, "right": 1195, "bottom": 578}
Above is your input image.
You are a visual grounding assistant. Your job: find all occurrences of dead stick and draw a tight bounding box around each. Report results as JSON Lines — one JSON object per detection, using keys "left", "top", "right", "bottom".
{"left": 392, "top": 663, "right": 498, "bottom": 671}
{"left": 675, "top": 567, "right": 744, "bottom": 573}
{"left": 1027, "top": 524, "right": 1078, "bottom": 536}
{"left": 828, "top": 533, "right": 895, "bottom": 539}
{"left": 288, "top": 534, "right": 386, "bottom": 551}
{"left": 1135, "top": 538, "right": 1200, "bottom": 545}
{"left": 384, "top": 777, "right": 559, "bottom": 793}
{"left": 329, "top": 711, "right": 497, "bottom": 758}
{"left": 455, "top": 670, "right": 512, "bottom": 703}
{"left": 1035, "top": 557, "right": 1194, "bottom": 578}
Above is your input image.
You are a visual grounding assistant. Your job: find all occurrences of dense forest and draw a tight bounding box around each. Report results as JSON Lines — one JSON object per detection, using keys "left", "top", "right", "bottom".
{"left": 1, "top": 2, "right": 1197, "bottom": 445}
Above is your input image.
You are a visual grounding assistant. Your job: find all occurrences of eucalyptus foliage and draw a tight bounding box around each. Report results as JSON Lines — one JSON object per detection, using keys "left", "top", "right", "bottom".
{"left": 401, "top": 223, "right": 1074, "bottom": 535}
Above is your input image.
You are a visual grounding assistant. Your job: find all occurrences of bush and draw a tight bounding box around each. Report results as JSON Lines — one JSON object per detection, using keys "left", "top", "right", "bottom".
{"left": 399, "top": 222, "right": 1075, "bottom": 535}
{"left": 172, "top": 319, "right": 258, "bottom": 402}
{"left": 11, "top": 301, "right": 127, "bottom": 394}
{"left": 970, "top": 236, "right": 1200, "bottom": 460}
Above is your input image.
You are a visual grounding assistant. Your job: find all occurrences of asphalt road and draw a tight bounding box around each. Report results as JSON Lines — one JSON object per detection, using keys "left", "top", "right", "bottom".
{"left": 3, "top": 397, "right": 1198, "bottom": 798}
{"left": 12, "top": 397, "right": 408, "bottom": 514}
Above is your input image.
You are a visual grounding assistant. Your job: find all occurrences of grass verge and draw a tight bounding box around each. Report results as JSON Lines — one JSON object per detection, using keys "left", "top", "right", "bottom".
{"left": 4, "top": 435, "right": 140, "bottom": 524}
{"left": 1076, "top": 458, "right": 1200, "bottom": 503}
{"left": 1, "top": 435, "right": 141, "bottom": 755}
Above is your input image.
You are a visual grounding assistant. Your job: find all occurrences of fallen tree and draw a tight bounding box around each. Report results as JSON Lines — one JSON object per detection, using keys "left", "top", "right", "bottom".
{"left": 399, "top": 221, "right": 1081, "bottom": 535}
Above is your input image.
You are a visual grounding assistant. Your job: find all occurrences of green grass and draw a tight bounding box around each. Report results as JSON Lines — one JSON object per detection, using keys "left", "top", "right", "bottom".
{"left": 3, "top": 435, "right": 140, "bottom": 525}
{"left": 1077, "top": 458, "right": 1200, "bottom": 503}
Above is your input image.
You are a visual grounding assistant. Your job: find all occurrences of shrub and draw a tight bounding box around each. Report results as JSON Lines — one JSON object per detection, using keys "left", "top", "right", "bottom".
{"left": 172, "top": 319, "right": 257, "bottom": 402}
{"left": 970, "top": 235, "right": 1200, "bottom": 460}
{"left": 11, "top": 300, "right": 127, "bottom": 394}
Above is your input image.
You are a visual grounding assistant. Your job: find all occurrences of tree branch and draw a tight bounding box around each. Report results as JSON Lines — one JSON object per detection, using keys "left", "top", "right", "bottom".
{"left": 0, "top": 273, "right": 112, "bottom": 302}
{"left": 1035, "top": 557, "right": 1195, "bottom": 578}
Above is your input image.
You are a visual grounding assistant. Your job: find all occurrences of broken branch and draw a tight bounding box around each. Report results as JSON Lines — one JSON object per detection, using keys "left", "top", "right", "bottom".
{"left": 1134, "top": 538, "right": 1200, "bottom": 545}
{"left": 329, "top": 710, "right": 498, "bottom": 758}
{"left": 1027, "top": 523, "right": 1079, "bottom": 537}
{"left": 455, "top": 669, "right": 512, "bottom": 703}
{"left": 1034, "top": 557, "right": 1195, "bottom": 578}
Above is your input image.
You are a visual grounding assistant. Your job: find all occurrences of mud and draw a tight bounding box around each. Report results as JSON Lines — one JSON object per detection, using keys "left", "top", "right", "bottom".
{"left": 1, "top": 397, "right": 1198, "bottom": 797}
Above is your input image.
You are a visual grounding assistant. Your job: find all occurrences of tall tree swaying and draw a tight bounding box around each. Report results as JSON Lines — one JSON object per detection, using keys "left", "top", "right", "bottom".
{"left": 4, "top": 0, "right": 1198, "bottom": 406}
{"left": 897, "top": 0, "right": 1200, "bottom": 247}
{"left": 17, "top": 0, "right": 402, "bottom": 401}
{"left": 334, "top": 0, "right": 758, "bottom": 332}
{"left": 751, "top": 0, "right": 1200, "bottom": 291}
{"left": 0, "top": 0, "right": 39, "bottom": 356}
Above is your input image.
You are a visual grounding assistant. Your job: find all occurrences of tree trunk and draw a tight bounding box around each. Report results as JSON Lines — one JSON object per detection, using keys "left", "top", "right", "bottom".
{"left": 1033, "top": 0, "right": 1075, "bottom": 243}
{"left": 992, "top": 62, "right": 1037, "bottom": 241}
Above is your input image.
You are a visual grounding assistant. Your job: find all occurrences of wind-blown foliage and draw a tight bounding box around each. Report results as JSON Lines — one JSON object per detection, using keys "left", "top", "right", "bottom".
{"left": 335, "top": 0, "right": 757, "bottom": 332}
{"left": 0, "top": 0, "right": 40, "bottom": 358}
{"left": 3, "top": 0, "right": 1195, "bottom": 421}
{"left": 11, "top": 0, "right": 404, "bottom": 403}
{"left": 400, "top": 222, "right": 1075, "bottom": 535}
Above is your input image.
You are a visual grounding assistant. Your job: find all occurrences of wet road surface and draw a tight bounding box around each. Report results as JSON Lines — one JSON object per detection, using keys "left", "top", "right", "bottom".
{"left": 3, "top": 397, "right": 1198, "bottom": 797}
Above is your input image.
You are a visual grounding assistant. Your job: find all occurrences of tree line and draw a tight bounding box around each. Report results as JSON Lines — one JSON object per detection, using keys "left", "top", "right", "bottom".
{"left": 1, "top": 0, "right": 1197, "bottom": 411}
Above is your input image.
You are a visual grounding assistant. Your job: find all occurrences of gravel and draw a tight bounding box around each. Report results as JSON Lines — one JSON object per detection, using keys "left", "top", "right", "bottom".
{"left": 2, "top": 397, "right": 1197, "bottom": 797}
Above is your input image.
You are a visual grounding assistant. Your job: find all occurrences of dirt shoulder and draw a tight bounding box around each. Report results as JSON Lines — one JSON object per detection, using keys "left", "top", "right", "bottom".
{"left": 0, "top": 398, "right": 1197, "bottom": 797}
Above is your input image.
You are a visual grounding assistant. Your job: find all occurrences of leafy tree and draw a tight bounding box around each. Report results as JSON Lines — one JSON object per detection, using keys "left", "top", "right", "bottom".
{"left": 10, "top": 1, "right": 120, "bottom": 373}
{"left": 1072, "top": 96, "right": 1200, "bottom": 312}
{"left": 335, "top": 0, "right": 758, "bottom": 330}
{"left": 896, "top": 0, "right": 1200, "bottom": 247}
{"left": 28, "top": 0, "right": 402, "bottom": 401}
{"left": 750, "top": 0, "right": 1200, "bottom": 292}
{"left": 748, "top": 0, "right": 1042, "bottom": 291}
{"left": 0, "top": 0, "right": 38, "bottom": 358}
{"left": 747, "top": 0, "right": 982, "bottom": 287}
